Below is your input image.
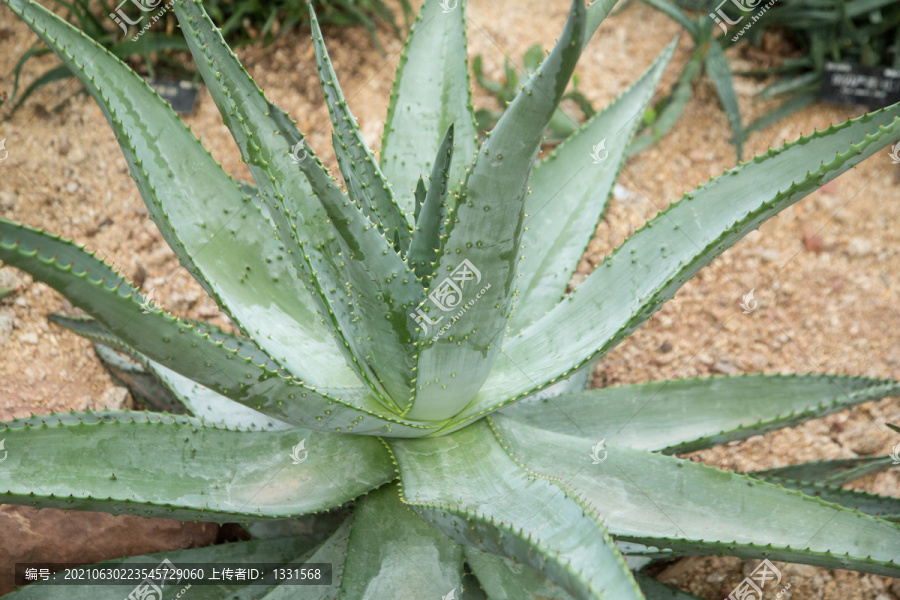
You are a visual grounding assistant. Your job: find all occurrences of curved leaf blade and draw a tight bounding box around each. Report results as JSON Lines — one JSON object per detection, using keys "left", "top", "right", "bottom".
{"left": 466, "top": 551, "right": 577, "bottom": 600}
{"left": 0, "top": 220, "right": 436, "bottom": 436}
{"left": 258, "top": 518, "right": 352, "bottom": 599}
{"left": 311, "top": 7, "right": 411, "bottom": 250}
{"left": 704, "top": 40, "right": 744, "bottom": 160}
{"left": 753, "top": 479, "right": 900, "bottom": 521}
{"left": 389, "top": 420, "right": 644, "bottom": 600}
{"left": 338, "top": 483, "right": 467, "bottom": 599}
{"left": 753, "top": 455, "right": 898, "bottom": 486}
{"left": 407, "top": 124, "right": 455, "bottom": 282}
{"left": 0, "top": 417, "right": 394, "bottom": 523}
{"left": 0, "top": 0, "right": 355, "bottom": 388}
{"left": 174, "top": 0, "right": 422, "bottom": 408}
{"left": 635, "top": 574, "right": 704, "bottom": 600}
{"left": 410, "top": 0, "right": 588, "bottom": 421}
{"left": 493, "top": 415, "right": 900, "bottom": 577}
{"left": 381, "top": 0, "right": 478, "bottom": 206}
{"left": 499, "top": 374, "right": 900, "bottom": 452}
{"left": 510, "top": 40, "right": 677, "bottom": 332}
{"left": 454, "top": 102, "right": 900, "bottom": 429}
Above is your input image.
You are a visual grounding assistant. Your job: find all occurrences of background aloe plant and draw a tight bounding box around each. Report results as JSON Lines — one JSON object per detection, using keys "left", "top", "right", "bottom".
{"left": 1, "top": 0, "right": 899, "bottom": 598}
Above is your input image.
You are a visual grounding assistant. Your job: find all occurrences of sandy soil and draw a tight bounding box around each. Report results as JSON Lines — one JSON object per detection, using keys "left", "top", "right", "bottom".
{"left": 1, "top": 0, "right": 898, "bottom": 598}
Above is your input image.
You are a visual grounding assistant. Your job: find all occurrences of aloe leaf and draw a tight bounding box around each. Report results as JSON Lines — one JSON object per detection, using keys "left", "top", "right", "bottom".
{"left": 510, "top": 40, "right": 676, "bottom": 333}
{"left": 258, "top": 518, "right": 352, "bottom": 599}
{"left": 745, "top": 91, "right": 818, "bottom": 134}
{"left": 499, "top": 374, "right": 900, "bottom": 453}
{"left": 628, "top": 54, "right": 701, "bottom": 157}
{"left": 1, "top": 410, "right": 204, "bottom": 431}
{"left": 407, "top": 124, "right": 454, "bottom": 282}
{"left": 409, "top": 0, "right": 588, "bottom": 421}
{"left": 0, "top": 0, "right": 356, "bottom": 389}
{"left": 52, "top": 309, "right": 364, "bottom": 432}
{"left": 753, "top": 455, "right": 898, "bottom": 485}
{"left": 0, "top": 221, "right": 435, "bottom": 436}
{"left": 338, "top": 483, "right": 467, "bottom": 598}
{"left": 635, "top": 574, "right": 704, "bottom": 600}
{"left": 584, "top": 0, "right": 618, "bottom": 47}
{"left": 414, "top": 177, "right": 427, "bottom": 222}
{"left": 147, "top": 360, "right": 296, "bottom": 431}
{"left": 310, "top": 7, "right": 410, "bottom": 251}
{"left": 0, "top": 417, "right": 394, "bottom": 523}
{"left": 3, "top": 535, "right": 325, "bottom": 599}
{"left": 92, "top": 343, "right": 187, "bottom": 414}
{"left": 455, "top": 102, "right": 900, "bottom": 428}
{"left": 389, "top": 420, "right": 644, "bottom": 600}
{"left": 642, "top": 0, "right": 700, "bottom": 38}
{"left": 754, "top": 479, "right": 900, "bottom": 521}
{"left": 49, "top": 313, "right": 187, "bottom": 414}
{"left": 465, "top": 551, "right": 577, "bottom": 599}
{"left": 174, "top": 0, "right": 422, "bottom": 408}
{"left": 380, "top": 0, "right": 478, "bottom": 207}
{"left": 704, "top": 40, "right": 744, "bottom": 160}
{"left": 492, "top": 416, "right": 900, "bottom": 577}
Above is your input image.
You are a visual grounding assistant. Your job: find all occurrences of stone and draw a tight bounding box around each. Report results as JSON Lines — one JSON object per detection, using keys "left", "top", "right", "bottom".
{"left": 845, "top": 237, "right": 874, "bottom": 257}
{"left": 20, "top": 332, "right": 38, "bottom": 345}
{"left": 0, "top": 505, "right": 218, "bottom": 596}
{"left": 0, "top": 310, "right": 14, "bottom": 346}
{"left": 101, "top": 386, "right": 132, "bottom": 410}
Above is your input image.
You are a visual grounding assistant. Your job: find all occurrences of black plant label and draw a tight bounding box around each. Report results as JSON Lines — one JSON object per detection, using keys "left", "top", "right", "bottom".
{"left": 821, "top": 62, "right": 900, "bottom": 108}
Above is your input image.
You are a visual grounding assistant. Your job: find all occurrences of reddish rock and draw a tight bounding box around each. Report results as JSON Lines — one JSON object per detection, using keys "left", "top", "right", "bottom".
{"left": 0, "top": 505, "right": 218, "bottom": 595}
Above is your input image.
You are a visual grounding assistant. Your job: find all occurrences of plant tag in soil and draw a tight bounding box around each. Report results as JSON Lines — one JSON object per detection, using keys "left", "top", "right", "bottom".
{"left": 821, "top": 62, "right": 900, "bottom": 108}
{"left": 145, "top": 78, "right": 200, "bottom": 114}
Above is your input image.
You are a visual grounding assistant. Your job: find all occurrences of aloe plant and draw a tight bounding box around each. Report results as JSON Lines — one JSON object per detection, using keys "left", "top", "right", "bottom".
{"left": 1, "top": 0, "right": 899, "bottom": 598}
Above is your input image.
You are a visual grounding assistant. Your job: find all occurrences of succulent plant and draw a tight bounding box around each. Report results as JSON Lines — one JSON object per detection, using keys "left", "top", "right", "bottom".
{"left": 1, "top": 0, "right": 899, "bottom": 598}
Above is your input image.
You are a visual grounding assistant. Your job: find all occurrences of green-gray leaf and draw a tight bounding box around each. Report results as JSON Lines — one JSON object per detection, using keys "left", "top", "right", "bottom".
{"left": 0, "top": 417, "right": 394, "bottom": 522}
{"left": 1, "top": 0, "right": 356, "bottom": 389}
{"left": 175, "top": 0, "right": 422, "bottom": 408}
{"left": 499, "top": 374, "right": 900, "bottom": 453}
{"left": 381, "top": 0, "right": 478, "bottom": 207}
{"left": 455, "top": 102, "right": 900, "bottom": 429}
{"left": 311, "top": 6, "right": 411, "bottom": 250}
{"left": 407, "top": 124, "right": 455, "bottom": 282}
{"left": 0, "top": 220, "right": 433, "bottom": 436}
{"left": 704, "top": 40, "right": 744, "bottom": 160}
{"left": 338, "top": 483, "right": 466, "bottom": 599}
{"left": 409, "top": 0, "right": 588, "bottom": 421}
{"left": 389, "top": 420, "right": 643, "bottom": 600}
{"left": 492, "top": 415, "right": 900, "bottom": 577}
{"left": 510, "top": 39, "right": 677, "bottom": 332}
